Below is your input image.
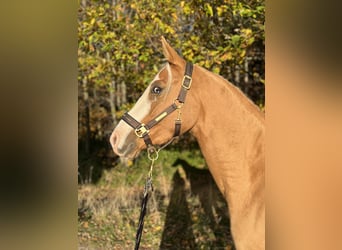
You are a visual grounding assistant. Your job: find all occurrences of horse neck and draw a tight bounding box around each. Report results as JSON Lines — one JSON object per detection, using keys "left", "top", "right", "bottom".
{"left": 190, "top": 66, "right": 265, "bottom": 216}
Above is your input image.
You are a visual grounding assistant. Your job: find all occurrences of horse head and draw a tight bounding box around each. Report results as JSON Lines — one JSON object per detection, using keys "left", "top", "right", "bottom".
{"left": 110, "top": 37, "right": 200, "bottom": 159}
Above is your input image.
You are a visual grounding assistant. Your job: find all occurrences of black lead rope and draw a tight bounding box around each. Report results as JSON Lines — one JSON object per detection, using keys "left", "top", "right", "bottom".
{"left": 128, "top": 63, "right": 193, "bottom": 249}
{"left": 134, "top": 176, "right": 153, "bottom": 250}
{"left": 134, "top": 148, "right": 158, "bottom": 250}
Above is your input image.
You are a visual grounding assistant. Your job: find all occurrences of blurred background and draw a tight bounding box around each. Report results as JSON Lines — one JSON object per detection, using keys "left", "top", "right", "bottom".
{"left": 1, "top": 0, "right": 341, "bottom": 249}
{"left": 78, "top": 0, "right": 264, "bottom": 249}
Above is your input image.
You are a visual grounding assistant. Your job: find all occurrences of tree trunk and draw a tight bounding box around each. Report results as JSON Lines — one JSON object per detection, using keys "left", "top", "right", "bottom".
{"left": 234, "top": 64, "right": 240, "bottom": 87}
{"left": 121, "top": 81, "right": 127, "bottom": 104}
{"left": 82, "top": 77, "right": 91, "bottom": 154}
{"left": 244, "top": 57, "right": 249, "bottom": 84}
{"left": 109, "top": 80, "right": 117, "bottom": 126}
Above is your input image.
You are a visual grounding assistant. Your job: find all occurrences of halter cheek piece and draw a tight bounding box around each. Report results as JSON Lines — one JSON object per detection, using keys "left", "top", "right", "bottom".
{"left": 121, "top": 62, "right": 193, "bottom": 152}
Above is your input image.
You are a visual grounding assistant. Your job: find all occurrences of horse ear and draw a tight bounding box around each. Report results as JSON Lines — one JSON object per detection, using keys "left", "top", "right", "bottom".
{"left": 160, "top": 36, "right": 185, "bottom": 66}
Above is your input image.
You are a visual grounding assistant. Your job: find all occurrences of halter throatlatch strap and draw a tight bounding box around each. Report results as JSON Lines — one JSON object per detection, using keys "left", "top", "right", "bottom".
{"left": 121, "top": 62, "right": 193, "bottom": 148}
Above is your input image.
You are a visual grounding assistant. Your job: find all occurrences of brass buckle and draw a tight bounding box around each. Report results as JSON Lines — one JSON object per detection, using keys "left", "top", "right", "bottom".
{"left": 173, "top": 99, "right": 184, "bottom": 109}
{"left": 182, "top": 75, "right": 192, "bottom": 90}
{"left": 135, "top": 124, "right": 149, "bottom": 138}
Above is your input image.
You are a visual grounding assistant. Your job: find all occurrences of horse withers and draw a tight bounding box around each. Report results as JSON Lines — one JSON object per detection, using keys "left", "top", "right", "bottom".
{"left": 110, "top": 37, "right": 265, "bottom": 250}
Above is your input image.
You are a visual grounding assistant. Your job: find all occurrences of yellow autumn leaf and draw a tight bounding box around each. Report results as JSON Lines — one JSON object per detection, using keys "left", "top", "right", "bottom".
{"left": 126, "top": 159, "right": 133, "bottom": 167}
{"left": 212, "top": 67, "right": 220, "bottom": 74}
{"left": 240, "top": 50, "right": 246, "bottom": 57}
{"left": 192, "top": 215, "right": 198, "bottom": 222}
{"left": 242, "top": 28, "right": 252, "bottom": 36}
{"left": 172, "top": 13, "right": 177, "bottom": 21}
{"left": 217, "top": 7, "right": 223, "bottom": 17}
{"left": 205, "top": 3, "right": 213, "bottom": 16}
{"left": 220, "top": 52, "right": 233, "bottom": 61}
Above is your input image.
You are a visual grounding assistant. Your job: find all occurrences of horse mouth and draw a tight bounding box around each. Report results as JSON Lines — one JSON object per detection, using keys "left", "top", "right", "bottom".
{"left": 115, "top": 142, "right": 142, "bottom": 160}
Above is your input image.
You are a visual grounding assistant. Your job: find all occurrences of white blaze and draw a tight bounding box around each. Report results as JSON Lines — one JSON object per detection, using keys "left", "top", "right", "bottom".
{"left": 113, "top": 65, "right": 166, "bottom": 151}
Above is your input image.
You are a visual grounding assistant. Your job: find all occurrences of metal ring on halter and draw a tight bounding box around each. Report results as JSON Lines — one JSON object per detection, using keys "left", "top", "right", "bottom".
{"left": 147, "top": 146, "right": 159, "bottom": 161}
{"left": 173, "top": 99, "right": 184, "bottom": 109}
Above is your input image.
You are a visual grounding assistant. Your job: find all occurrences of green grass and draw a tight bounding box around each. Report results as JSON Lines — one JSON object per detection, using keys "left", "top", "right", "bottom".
{"left": 78, "top": 148, "right": 234, "bottom": 249}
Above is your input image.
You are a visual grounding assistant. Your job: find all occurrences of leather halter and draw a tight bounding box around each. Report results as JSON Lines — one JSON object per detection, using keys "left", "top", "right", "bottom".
{"left": 121, "top": 62, "right": 193, "bottom": 150}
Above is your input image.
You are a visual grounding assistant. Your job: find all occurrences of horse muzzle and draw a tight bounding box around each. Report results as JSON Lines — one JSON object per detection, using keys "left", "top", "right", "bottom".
{"left": 110, "top": 128, "right": 142, "bottom": 159}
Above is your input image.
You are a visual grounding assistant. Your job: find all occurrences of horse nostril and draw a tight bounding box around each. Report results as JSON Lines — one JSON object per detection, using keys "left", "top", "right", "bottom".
{"left": 110, "top": 132, "right": 119, "bottom": 152}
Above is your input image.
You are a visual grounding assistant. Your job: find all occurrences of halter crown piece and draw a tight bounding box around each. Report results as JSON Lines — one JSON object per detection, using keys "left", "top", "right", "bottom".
{"left": 121, "top": 62, "right": 193, "bottom": 154}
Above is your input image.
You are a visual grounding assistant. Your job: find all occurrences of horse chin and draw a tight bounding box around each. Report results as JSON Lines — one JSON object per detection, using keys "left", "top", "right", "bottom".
{"left": 124, "top": 148, "right": 141, "bottom": 160}
{"left": 116, "top": 142, "right": 139, "bottom": 159}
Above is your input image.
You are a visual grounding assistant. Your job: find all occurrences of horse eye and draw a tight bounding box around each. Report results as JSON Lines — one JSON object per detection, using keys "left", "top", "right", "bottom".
{"left": 151, "top": 86, "right": 162, "bottom": 95}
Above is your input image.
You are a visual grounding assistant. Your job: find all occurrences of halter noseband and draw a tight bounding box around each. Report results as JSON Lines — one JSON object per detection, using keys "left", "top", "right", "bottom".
{"left": 121, "top": 62, "right": 193, "bottom": 152}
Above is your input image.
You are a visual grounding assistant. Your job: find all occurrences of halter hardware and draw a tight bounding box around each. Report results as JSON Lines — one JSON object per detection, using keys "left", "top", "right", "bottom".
{"left": 182, "top": 75, "right": 192, "bottom": 90}
{"left": 121, "top": 62, "right": 193, "bottom": 149}
{"left": 131, "top": 62, "right": 193, "bottom": 250}
{"left": 173, "top": 99, "right": 184, "bottom": 109}
{"left": 134, "top": 124, "right": 149, "bottom": 138}
{"left": 147, "top": 145, "right": 159, "bottom": 161}
{"left": 154, "top": 112, "right": 168, "bottom": 122}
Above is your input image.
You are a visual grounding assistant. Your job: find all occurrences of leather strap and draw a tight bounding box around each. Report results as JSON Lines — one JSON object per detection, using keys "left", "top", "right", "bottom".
{"left": 122, "top": 112, "right": 154, "bottom": 146}
{"left": 174, "top": 119, "right": 182, "bottom": 137}
{"left": 146, "top": 103, "right": 178, "bottom": 129}
{"left": 142, "top": 134, "right": 153, "bottom": 146}
{"left": 120, "top": 62, "right": 193, "bottom": 148}
{"left": 177, "top": 63, "right": 193, "bottom": 103}
{"left": 122, "top": 112, "right": 142, "bottom": 129}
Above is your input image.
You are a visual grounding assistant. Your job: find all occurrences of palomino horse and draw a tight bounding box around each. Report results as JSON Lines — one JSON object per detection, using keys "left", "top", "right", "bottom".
{"left": 110, "top": 37, "right": 265, "bottom": 250}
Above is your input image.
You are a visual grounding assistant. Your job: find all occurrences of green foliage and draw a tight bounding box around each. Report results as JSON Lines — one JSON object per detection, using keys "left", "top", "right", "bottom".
{"left": 78, "top": 2, "right": 264, "bottom": 247}
{"left": 78, "top": 0, "right": 265, "bottom": 144}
